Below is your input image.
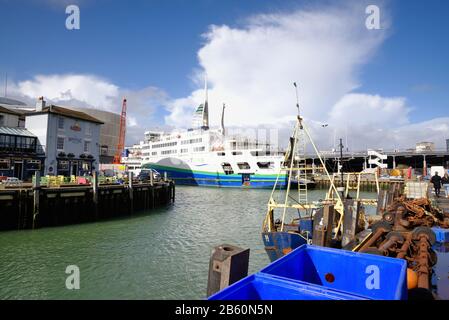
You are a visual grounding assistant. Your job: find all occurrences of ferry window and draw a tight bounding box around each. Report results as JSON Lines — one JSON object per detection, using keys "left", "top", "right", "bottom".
{"left": 237, "top": 162, "right": 251, "bottom": 169}
{"left": 181, "top": 148, "right": 188, "bottom": 153}
{"left": 217, "top": 152, "right": 226, "bottom": 156}
{"left": 58, "top": 117, "right": 65, "bottom": 129}
{"left": 221, "top": 162, "right": 234, "bottom": 175}
{"left": 0, "top": 115, "right": 4, "bottom": 126}
{"left": 152, "top": 152, "right": 157, "bottom": 156}
{"left": 193, "top": 146, "right": 205, "bottom": 152}
{"left": 251, "top": 151, "right": 271, "bottom": 156}
{"left": 232, "top": 151, "right": 242, "bottom": 156}
{"left": 161, "top": 150, "right": 177, "bottom": 155}
{"left": 257, "top": 162, "right": 274, "bottom": 169}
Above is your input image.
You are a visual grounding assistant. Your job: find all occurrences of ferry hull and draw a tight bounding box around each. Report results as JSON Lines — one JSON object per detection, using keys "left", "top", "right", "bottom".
{"left": 143, "top": 163, "right": 287, "bottom": 188}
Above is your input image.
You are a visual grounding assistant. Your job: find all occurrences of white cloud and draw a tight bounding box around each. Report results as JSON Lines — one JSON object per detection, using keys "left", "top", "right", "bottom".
{"left": 8, "top": 74, "right": 166, "bottom": 144}
{"left": 16, "top": 74, "right": 119, "bottom": 110}
{"left": 164, "top": 3, "right": 448, "bottom": 150}
{"left": 165, "top": 3, "right": 387, "bottom": 128}
{"left": 328, "top": 93, "right": 410, "bottom": 127}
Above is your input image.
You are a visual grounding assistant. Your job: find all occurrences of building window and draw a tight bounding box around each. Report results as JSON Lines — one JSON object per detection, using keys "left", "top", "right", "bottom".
{"left": 84, "top": 140, "right": 91, "bottom": 153}
{"left": 0, "top": 115, "right": 4, "bottom": 126}
{"left": 58, "top": 117, "right": 65, "bottom": 130}
{"left": 181, "top": 148, "right": 188, "bottom": 153}
{"left": 232, "top": 151, "right": 242, "bottom": 156}
{"left": 0, "top": 159, "right": 10, "bottom": 169}
{"left": 151, "top": 152, "right": 157, "bottom": 156}
{"left": 217, "top": 152, "right": 226, "bottom": 156}
{"left": 85, "top": 123, "right": 92, "bottom": 135}
{"left": 57, "top": 137, "right": 65, "bottom": 150}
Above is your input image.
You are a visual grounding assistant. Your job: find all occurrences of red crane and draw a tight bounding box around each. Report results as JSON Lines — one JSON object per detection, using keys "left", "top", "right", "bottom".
{"left": 113, "top": 98, "right": 127, "bottom": 164}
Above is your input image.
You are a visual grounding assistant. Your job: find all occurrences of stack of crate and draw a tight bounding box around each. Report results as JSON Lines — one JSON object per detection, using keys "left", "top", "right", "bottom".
{"left": 404, "top": 181, "right": 429, "bottom": 199}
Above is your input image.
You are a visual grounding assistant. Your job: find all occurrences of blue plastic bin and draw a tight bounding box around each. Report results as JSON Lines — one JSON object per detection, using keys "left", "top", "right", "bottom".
{"left": 260, "top": 245, "right": 407, "bottom": 300}
{"left": 208, "top": 274, "right": 367, "bottom": 300}
{"left": 432, "top": 227, "right": 449, "bottom": 243}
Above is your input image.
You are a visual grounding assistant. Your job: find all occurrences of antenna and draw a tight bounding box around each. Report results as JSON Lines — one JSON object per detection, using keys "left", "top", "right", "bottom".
{"left": 204, "top": 73, "right": 208, "bottom": 103}
{"left": 4, "top": 72, "right": 7, "bottom": 97}
{"left": 293, "top": 82, "right": 300, "bottom": 117}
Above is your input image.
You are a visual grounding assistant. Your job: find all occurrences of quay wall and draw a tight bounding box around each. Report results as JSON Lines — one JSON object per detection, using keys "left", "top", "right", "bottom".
{"left": 0, "top": 181, "right": 175, "bottom": 231}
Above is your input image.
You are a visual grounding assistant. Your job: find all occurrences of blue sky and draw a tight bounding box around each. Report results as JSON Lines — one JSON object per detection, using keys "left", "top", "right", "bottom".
{"left": 0, "top": 0, "right": 448, "bottom": 148}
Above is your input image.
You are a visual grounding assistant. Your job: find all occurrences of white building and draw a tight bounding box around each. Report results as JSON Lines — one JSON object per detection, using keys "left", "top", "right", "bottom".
{"left": 25, "top": 98, "right": 103, "bottom": 176}
{"left": 416, "top": 142, "right": 435, "bottom": 152}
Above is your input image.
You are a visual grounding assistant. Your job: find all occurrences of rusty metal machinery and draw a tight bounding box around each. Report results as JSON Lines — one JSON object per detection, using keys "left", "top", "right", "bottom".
{"left": 353, "top": 195, "right": 447, "bottom": 295}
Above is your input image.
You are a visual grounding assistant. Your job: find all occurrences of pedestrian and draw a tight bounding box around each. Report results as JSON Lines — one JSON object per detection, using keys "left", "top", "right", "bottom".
{"left": 442, "top": 172, "right": 449, "bottom": 198}
{"left": 430, "top": 172, "right": 442, "bottom": 198}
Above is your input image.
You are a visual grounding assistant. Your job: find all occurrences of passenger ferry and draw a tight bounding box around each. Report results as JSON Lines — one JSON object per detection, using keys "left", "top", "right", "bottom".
{"left": 123, "top": 83, "right": 287, "bottom": 188}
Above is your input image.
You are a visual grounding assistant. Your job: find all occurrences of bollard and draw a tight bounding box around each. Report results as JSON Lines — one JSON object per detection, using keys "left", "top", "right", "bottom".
{"left": 32, "top": 171, "right": 40, "bottom": 229}
{"left": 207, "top": 244, "right": 250, "bottom": 297}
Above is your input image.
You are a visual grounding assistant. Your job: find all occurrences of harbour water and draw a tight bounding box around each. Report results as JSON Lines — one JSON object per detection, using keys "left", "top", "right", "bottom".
{"left": 0, "top": 186, "right": 447, "bottom": 299}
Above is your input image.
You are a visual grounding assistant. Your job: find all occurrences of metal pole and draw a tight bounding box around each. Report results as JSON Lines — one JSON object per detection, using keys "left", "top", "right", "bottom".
{"left": 339, "top": 138, "right": 345, "bottom": 199}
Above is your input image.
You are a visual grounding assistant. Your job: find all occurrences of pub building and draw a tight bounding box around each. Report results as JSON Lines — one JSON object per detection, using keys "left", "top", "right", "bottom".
{"left": 25, "top": 98, "right": 103, "bottom": 177}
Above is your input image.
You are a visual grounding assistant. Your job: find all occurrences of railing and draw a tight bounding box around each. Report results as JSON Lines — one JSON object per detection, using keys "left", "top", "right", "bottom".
{"left": 0, "top": 143, "right": 45, "bottom": 155}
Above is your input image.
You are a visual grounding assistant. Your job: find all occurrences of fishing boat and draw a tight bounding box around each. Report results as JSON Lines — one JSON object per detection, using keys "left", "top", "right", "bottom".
{"left": 124, "top": 79, "right": 287, "bottom": 188}
{"left": 262, "top": 83, "right": 348, "bottom": 261}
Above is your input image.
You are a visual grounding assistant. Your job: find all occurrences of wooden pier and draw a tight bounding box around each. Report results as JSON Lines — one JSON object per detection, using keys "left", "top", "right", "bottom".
{"left": 313, "top": 175, "right": 403, "bottom": 192}
{"left": 0, "top": 178, "right": 175, "bottom": 231}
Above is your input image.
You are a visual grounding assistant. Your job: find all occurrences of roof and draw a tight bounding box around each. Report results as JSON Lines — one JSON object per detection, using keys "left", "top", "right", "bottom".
{"left": 0, "top": 105, "right": 21, "bottom": 116}
{"left": 26, "top": 105, "right": 104, "bottom": 124}
{"left": 0, "top": 97, "right": 27, "bottom": 106}
{"left": 0, "top": 126, "right": 36, "bottom": 137}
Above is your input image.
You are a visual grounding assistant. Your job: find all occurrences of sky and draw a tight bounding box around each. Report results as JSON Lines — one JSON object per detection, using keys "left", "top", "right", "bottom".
{"left": 0, "top": 0, "right": 448, "bottom": 150}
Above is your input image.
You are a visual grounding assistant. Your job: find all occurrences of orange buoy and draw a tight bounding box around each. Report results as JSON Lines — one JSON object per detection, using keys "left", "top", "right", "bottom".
{"left": 407, "top": 268, "right": 418, "bottom": 289}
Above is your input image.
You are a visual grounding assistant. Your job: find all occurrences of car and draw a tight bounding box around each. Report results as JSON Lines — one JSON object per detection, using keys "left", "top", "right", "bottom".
{"left": 3, "top": 177, "right": 23, "bottom": 186}
{"left": 136, "top": 169, "right": 161, "bottom": 182}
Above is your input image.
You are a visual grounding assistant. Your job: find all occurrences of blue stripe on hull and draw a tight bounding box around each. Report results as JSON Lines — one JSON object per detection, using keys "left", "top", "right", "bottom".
{"left": 147, "top": 165, "right": 287, "bottom": 188}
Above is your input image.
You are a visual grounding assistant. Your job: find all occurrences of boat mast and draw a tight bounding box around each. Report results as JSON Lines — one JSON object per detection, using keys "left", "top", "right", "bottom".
{"left": 221, "top": 103, "right": 226, "bottom": 136}
{"left": 339, "top": 138, "right": 345, "bottom": 199}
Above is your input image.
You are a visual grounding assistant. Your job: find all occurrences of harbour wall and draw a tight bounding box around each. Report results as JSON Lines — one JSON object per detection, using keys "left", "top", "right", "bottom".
{"left": 0, "top": 181, "right": 175, "bottom": 231}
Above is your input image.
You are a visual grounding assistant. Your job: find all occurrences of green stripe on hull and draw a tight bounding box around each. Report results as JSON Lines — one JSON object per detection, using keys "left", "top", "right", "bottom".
{"left": 143, "top": 163, "right": 287, "bottom": 179}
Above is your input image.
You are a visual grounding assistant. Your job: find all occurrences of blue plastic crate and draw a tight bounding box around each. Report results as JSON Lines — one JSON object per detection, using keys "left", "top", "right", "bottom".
{"left": 208, "top": 273, "right": 367, "bottom": 300}
{"left": 432, "top": 227, "right": 449, "bottom": 243}
{"left": 260, "top": 244, "right": 407, "bottom": 300}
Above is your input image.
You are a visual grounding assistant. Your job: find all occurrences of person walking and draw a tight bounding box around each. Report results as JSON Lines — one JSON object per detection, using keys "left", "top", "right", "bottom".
{"left": 430, "top": 172, "right": 442, "bottom": 198}
{"left": 442, "top": 172, "right": 449, "bottom": 198}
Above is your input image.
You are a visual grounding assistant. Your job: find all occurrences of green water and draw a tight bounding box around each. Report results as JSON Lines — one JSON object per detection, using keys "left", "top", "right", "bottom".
{"left": 0, "top": 187, "right": 447, "bottom": 299}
